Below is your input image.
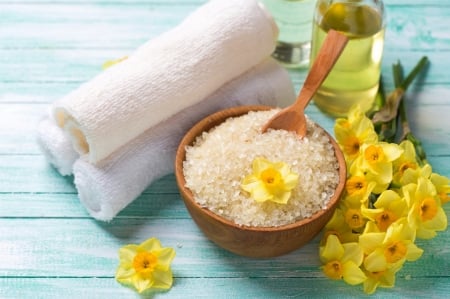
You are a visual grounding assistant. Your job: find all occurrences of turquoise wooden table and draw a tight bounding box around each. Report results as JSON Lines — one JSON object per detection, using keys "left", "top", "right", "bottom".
{"left": 0, "top": 0, "right": 449, "bottom": 298}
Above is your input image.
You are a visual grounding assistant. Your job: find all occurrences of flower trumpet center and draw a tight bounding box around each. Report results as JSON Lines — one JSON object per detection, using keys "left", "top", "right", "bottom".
{"left": 345, "top": 176, "right": 367, "bottom": 196}
{"left": 398, "top": 162, "right": 417, "bottom": 175}
{"left": 345, "top": 209, "right": 365, "bottom": 229}
{"left": 260, "top": 168, "right": 282, "bottom": 189}
{"left": 384, "top": 241, "right": 407, "bottom": 264}
{"left": 375, "top": 210, "right": 397, "bottom": 231}
{"left": 133, "top": 251, "right": 158, "bottom": 276}
{"left": 323, "top": 261, "right": 343, "bottom": 280}
{"left": 343, "top": 136, "right": 361, "bottom": 156}
{"left": 241, "top": 157, "right": 298, "bottom": 204}
{"left": 364, "top": 145, "right": 384, "bottom": 164}
{"left": 419, "top": 197, "right": 438, "bottom": 221}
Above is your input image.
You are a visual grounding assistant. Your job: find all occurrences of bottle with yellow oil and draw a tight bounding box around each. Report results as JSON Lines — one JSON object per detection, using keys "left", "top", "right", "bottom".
{"left": 310, "top": 0, "right": 385, "bottom": 117}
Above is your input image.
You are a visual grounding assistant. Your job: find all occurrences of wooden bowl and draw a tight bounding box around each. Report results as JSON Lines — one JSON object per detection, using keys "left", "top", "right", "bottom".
{"left": 175, "top": 105, "right": 346, "bottom": 258}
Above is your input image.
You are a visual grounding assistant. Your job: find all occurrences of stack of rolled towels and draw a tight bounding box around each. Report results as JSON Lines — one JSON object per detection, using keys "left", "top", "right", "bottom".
{"left": 37, "top": 0, "right": 296, "bottom": 221}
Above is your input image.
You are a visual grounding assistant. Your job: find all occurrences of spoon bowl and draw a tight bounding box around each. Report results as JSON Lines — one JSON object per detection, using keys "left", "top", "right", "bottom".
{"left": 262, "top": 29, "right": 349, "bottom": 136}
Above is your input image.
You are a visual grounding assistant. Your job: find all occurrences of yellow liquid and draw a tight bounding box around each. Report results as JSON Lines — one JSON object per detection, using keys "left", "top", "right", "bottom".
{"left": 310, "top": 3, "right": 385, "bottom": 117}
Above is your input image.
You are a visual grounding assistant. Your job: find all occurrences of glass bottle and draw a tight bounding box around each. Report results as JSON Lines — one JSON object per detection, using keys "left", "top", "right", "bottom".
{"left": 261, "top": 0, "right": 316, "bottom": 68}
{"left": 310, "top": 0, "right": 386, "bottom": 117}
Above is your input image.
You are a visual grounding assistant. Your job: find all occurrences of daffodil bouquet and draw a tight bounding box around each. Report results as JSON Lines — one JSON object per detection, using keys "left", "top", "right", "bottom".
{"left": 319, "top": 56, "right": 449, "bottom": 294}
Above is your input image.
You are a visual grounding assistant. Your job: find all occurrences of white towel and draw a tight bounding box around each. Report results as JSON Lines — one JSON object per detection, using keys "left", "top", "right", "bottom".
{"left": 37, "top": 116, "right": 78, "bottom": 176}
{"left": 52, "top": 0, "right": 278, "bottom": 164}
{"left": 72, "top": 58, "right": 295, "bottom": 221}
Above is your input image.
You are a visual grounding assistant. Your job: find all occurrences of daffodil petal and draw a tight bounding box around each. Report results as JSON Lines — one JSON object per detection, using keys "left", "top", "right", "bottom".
{"left": 283, "top": 173, "right": 299, "bottom": 189}
{"left": 151, "top": 269, "right": 174, "bottom": 289}
{"left": 364, "top": 249, "right": 387, "bottom": 272}
{"left": 342, "top": 243, "right": 364, "bottom": 265}
{"left": 383, "top": 143, "right": 404, "bottom": 161}
{"left": 119, "top": 245, "right": 139, "bottom": 262}
{"left": 320, "top": 235, "right": 344, "bottom": 262}
{"left": 405, "top": 243, "right": 423, "bottom": 261}
{"left": 363, "top": 278, "right": 380, "bottom": 295}
{"left": 154, "top": 248, "right": 176, "bottom": 270}
{"left": 359, "top": 232, "right": 385, "bottom": 254}
{"left": 423, "top": 206, "right": 447, "bottom": 231}
{"left": 342, "top": 261, "right": 367, "bottom": 285}
{"left": 132, "top": 275, "right": 152, "bottom": 293}
{"left": 140, "top": 238, "right": 161, "bottom": 251}
{"left": 115, "top": 266, "right": 135, "bottom": 281}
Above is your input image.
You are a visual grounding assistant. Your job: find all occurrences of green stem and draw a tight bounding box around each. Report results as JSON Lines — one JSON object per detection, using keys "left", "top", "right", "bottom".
{"left": 393, "top": 57, "right": 429, "bottom": 165}
{"left": 400, "top": 56, "right": 429, "bottom": 90}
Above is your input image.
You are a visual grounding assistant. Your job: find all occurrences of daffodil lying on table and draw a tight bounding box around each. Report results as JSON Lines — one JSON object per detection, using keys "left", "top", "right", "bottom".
{"left": 116, "top": 238, "right": 176, "bottom": 294}
{"left": 320, "top": 57, "right": 449, "bottom": 294}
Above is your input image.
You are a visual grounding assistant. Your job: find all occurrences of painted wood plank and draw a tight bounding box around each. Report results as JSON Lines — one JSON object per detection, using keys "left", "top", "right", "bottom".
{"left": 0, "top": 276, "right": 448, "bottom": 299}
{"left": 0, "top": 3, "right": 195, "bottom": 49}
{"left": 1, "top": 4, "right": 449, "bottom": 49}
{"left": 0, "top": 217, "right": 448, "bottom": 278}
{"left": 0, "top": 0, "right": 446, "bottom": 7}
{"left": 0, "top": 276, "right": 449, "bottom": 299}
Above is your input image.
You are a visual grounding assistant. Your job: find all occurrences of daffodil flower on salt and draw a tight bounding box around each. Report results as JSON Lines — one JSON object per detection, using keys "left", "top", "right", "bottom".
{"left": 360, "top": 218, "right": 423, "bottom": 272}
{"left": 403, "top": 177, "right": 447, "bottom": 239}
{"left": 116, "top": 238, "right": 176, "bottom": 294}
{"left": 241, "top": 157, "right": 299, "bottom": 204}
{"left": 334, "top": 106, "right": 378, "bottom": 164}
{"left": 320, "top": 235, "right": 367, "bottom": 285}
{"left": 361, "top": 190, "right": 408, "bottom": 232}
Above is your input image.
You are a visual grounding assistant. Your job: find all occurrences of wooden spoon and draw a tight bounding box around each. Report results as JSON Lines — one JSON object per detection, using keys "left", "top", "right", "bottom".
{"left": 262, "top": 29, "right": 349, "bottom": 136}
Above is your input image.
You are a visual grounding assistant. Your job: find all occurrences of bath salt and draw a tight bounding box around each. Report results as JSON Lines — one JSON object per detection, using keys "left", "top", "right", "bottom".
{"left": 183, "top": 109, "right": 340, "bottom": 227}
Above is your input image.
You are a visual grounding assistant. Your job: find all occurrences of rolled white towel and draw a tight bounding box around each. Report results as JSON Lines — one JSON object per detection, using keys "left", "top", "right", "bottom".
{"left": 73, "top": 58, "right": 295, "bottom": 221}
{"left": 37, "top": 116, "right": 78, "bottom": 176}
{"left": 52, "top": 0, "right": 278, "bottom": 164}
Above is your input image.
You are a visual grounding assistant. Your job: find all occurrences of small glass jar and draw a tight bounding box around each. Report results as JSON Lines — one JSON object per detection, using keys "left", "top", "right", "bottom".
{"left": 261, "top": 0, "right": 316, "bottom": 68}
{"left": 310, "top": 0, "right": 386, "bottom": 117}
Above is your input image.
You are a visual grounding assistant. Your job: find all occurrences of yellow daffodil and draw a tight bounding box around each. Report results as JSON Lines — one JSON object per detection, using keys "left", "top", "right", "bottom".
{"left": 362, "top": 263, "right": 402, "bottom": 294}
{"left": 334, "top": 106, "right": 378, "bottom": 164}
{"left": 353, "top": 142, "right": 403, "bottom": 194}
{"left": 320, "top": 235, "right": 367, "bottom": 285}
{"left": 430, "top": 172, "right": 450, "bottom": 205}
{"left": 116, "top": 238, "right": 176, "bottom": 294}
{"left": 345, "top": 168, "right": 377, "bottom": 203}
{"left": 340, "top": 196, "right": 367, "bottom": 233}
{"left": 361, "top": 190, "right": 408, "bottom": 232}
{"left": 241, "top": 157, "right": 299, "bottom": 204}
{"left": 403, "top": 177, "right": 447, "bottom": 239}
{"left": 322, "top": 208, "right": 359, "bottom": 244}
{"left": 360, "top": 218, "right": 423, "bottom": 272}
{"left": 392, "top": 140, "right": 419, "bottom": 185}
{"left": 401, "top": 163, "right": 432, "bottom": 186}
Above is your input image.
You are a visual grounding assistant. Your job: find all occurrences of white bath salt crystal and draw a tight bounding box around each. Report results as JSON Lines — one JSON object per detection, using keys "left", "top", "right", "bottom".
{"left": 183, "top": 109, "right": 340, "bottom": 227}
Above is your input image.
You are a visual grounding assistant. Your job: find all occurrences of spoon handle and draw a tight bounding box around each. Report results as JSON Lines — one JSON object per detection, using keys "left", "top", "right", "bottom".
{"left": 294, "top": 29, "right": 348, "bottom": 112}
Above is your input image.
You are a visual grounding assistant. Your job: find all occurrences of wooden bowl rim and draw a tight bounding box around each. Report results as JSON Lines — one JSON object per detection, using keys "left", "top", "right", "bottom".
{"left": 175, "top": 105, "right": 346, "bottom": 233}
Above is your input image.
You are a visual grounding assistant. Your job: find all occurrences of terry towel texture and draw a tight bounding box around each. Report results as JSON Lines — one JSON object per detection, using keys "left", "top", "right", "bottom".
{"left": 37, "top": 116, "right": 78, "bottom": 176}
{"left": 52, "top": 0, "right": 278, "bottom": 164}
{"left": 70, "top": 58, "right": 296, "bottom": 221}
